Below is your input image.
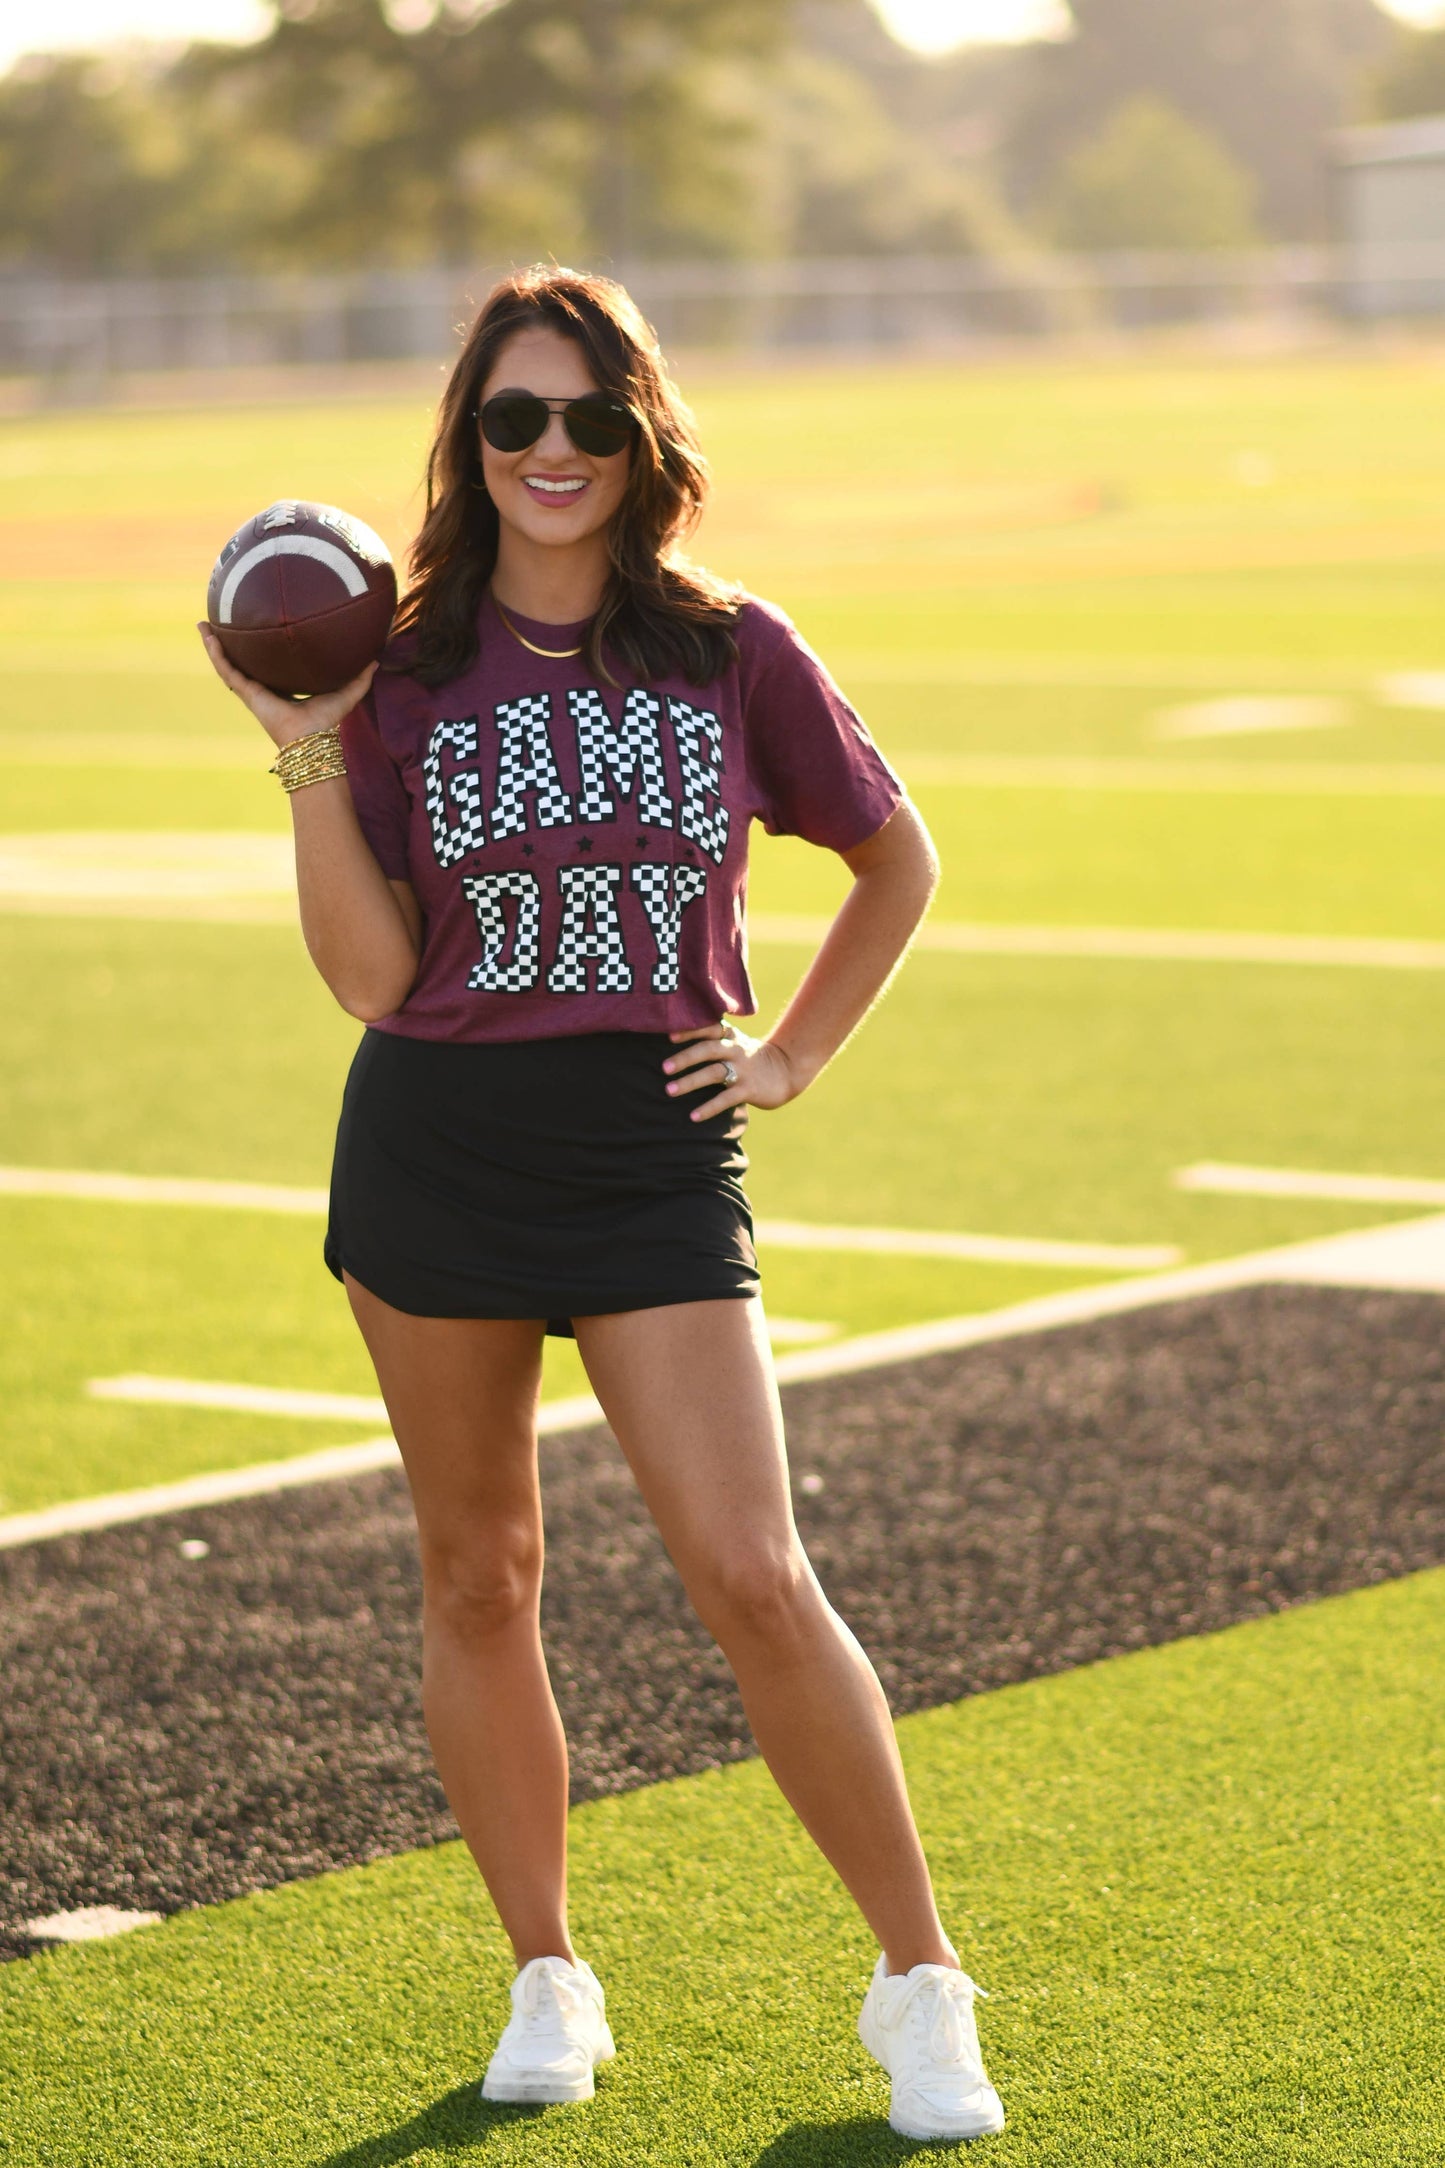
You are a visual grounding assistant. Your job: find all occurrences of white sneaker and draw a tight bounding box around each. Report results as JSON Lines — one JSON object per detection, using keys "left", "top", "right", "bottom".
{"left": 858, "top": 1955, "right": 1006, "bottom": 2141}
{"left": 481, "top": 1955, "right": 616, "bottom": 2105}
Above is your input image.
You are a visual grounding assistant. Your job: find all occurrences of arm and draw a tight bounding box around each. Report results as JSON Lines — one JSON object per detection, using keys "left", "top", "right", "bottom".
{"left": 198, "top": 626, "right": 421, "bottom": 1023}
{"left": 664, "top": 797, "right": 939, "bottom": 1118}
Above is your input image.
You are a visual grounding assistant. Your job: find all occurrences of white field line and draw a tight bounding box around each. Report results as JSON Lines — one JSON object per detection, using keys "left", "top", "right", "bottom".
{"left": 1177, "top": 1161, "right": 1445, "bottom": 1208}
{"left": 0, "top": 894, "right": 297, "bottom": 924}
{"left": 892, "top": 755, "right": 1445, "bottom": 795}
{"left": 20, "top": 1908, "right": 164, "bottom": 1945}
{"left": 752, "top": 916, "right": 1445, "bottom": 971}
{"left": 765, "top": 1316, "right": 840, "bottom": 1345}
{"left": 0, "top": 736, "right": 259, "bottom": 769}
{"left": 0, "top": 1166, "right": 331, "bottom": 1213}
{"left": 0, "top": 832, "right": 293, "bottom": 902}
{"left": 91, "top": 1375, "right": 389, "bottom": 1422}
{"left": 1150, "top": 696, "right": 1347, "bottom": 742}
{"left": 1378, "top": 672, "right": 1445, "bottom": 709}
{"left": 0, "top": 1388, "right": 608, "bottom": 1552}
{"left": 0, "top": 1164, "right": 1171, "bottom": 1267}
{"left": 755, "top": 1218, "right": 1177, "bottom": 1271}
{"left": 831, "top": 653, "right": 1370, "bottom": 691}
{"left": 8, "top": 1212, "right": 1444, "bottom": 1551}
{"left": 0, "top": 1439, "right": 402, "bottom": 1550}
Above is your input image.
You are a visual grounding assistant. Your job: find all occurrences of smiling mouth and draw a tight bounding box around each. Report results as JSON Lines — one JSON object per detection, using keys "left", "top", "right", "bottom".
{"left": 523, "top": 476, "right": 589, "bottom": 498}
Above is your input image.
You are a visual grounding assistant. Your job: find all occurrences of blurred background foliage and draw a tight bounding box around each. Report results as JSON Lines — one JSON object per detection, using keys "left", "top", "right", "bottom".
{"left": 0, "top": 0, "right": 1437, "bottom": 273}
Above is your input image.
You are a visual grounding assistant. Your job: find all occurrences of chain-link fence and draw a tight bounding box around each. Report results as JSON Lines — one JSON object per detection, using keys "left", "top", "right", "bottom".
{"left": 3, "top": 245, "right": 1441, "bottom": 396}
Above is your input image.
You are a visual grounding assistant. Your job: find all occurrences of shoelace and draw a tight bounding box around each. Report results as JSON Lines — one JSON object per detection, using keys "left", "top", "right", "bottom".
{"left": 515, "top": 1961, "right": 592, "bottom": 2041}
{"left": 898, "top": 1970, "right": 989, "bottom": 2073}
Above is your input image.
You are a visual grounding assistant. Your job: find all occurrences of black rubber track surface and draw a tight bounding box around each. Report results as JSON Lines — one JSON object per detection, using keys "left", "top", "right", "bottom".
{"left": 3, "top": 1283, "right": 1444, "bottom": 1960}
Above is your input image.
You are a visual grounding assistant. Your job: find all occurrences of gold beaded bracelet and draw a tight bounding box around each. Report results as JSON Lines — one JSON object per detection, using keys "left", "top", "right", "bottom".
{"left": 270, "top": 725, "right": 348, "bottom": 794}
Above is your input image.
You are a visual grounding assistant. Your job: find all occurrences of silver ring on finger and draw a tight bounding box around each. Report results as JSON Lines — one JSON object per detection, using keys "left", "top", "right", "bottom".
{"left": 720, "top": 1060, "right": 738, "bottom": 1085}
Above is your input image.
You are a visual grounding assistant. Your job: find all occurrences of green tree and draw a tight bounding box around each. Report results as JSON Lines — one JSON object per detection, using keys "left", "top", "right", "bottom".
{"left": 0, "top": 55, "right": 168, "bottom": 272}
{"left": 1008, "top": 0, "right": 1394, "bottom": 239}
{"left": 1049, "top": 94, "right": 1261, "bottom": 250}
{"left": 175, "top": 0, "right": 786, "bottom": 266}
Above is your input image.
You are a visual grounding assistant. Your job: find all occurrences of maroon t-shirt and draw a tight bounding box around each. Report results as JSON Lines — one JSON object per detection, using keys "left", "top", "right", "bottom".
{"left": 339, "top": 590, "right": 903, "bottom": 1042}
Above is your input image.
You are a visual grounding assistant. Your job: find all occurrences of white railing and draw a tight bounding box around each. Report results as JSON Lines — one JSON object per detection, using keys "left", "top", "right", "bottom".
{"left": 1, "top": 245, "right": 1439, "bottom": 391}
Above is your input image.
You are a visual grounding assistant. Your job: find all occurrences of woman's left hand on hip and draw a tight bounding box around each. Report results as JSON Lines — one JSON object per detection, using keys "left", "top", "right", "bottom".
{"left": 663, "top": 1021, "right": 798, "bottom": 1120}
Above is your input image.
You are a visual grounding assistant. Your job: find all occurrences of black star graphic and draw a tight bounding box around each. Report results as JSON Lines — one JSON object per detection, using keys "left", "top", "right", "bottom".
{"left": 576, "top": 835, "right": 594, "bottom": 851}
{"left": 521, "top": 843, "right": 535, "bottom": 857}
{"left": 682, "top": 846, "right": 696, "bottom": 860}
{"left": 634, "top": 836, "right": 648, "bottom": 849}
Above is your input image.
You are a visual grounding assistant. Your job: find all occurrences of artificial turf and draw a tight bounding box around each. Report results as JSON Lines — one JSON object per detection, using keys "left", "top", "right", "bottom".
{"left": 6, "top": 1281, "right": 1442, "bottom": 1943}
{"left": 2, "top": 1563, "right": 1442, "bottom": 2166}
{"left": 3, "top": 911, "right": 1442, "bottom": 1512}
{"left": 3, "top": 346, "right": 1445, "bottom": 2159}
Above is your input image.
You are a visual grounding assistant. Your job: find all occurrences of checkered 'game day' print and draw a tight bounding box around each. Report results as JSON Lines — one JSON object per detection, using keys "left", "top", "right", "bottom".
{"left": 461, "top": 869, "right": 543, "bottom": 992}
{"left": 424, "top": 717, "right": 486, "bottom": 868}
{"left": 667, "top": 698, "right": 730, "bottom": 865}
{"left": 630, "top": 862, "right": 708, "bottom": 993}
{"left": 547, "top": 865, "right": 634, "bottom": 994}
{"left": 569, "top": 687, "right": 675, "bottom": 829}
{"left": 491, "top": 694, "right": 575, "bottom": 840}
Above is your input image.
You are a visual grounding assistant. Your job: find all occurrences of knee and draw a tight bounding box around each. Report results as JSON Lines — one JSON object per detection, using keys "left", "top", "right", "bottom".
{"left": 694, "top": 1542, "right": 815, "bottom": 1649}
{"left": 421, "top": 1521, "right": 542, "bottom": 1642}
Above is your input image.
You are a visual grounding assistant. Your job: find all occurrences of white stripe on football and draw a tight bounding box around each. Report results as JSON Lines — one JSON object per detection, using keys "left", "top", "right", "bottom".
{"left": 217, "top": 534, "right": 369, "bottom": 625}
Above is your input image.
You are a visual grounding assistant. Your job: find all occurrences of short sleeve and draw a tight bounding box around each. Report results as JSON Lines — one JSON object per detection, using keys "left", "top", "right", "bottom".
{"left": 742, "top": 609, "right": 904, "bottom": 853}
{"left": 339, "top": 691, "right": 411, "bottom": 880}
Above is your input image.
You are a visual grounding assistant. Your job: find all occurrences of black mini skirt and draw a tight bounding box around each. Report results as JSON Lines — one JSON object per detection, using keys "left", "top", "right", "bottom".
{"left": 324, "top": 1028, "right": 759, "bottom": 1335}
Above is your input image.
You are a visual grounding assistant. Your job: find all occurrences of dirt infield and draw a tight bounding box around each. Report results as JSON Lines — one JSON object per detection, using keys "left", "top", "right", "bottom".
{"left": 3, "top": 1283, "right": 1443, "bottom": 1961}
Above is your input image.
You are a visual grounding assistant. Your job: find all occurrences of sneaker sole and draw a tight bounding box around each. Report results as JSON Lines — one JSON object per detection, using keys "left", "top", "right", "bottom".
{"left": 481, "top": 2071, "right": 597, "bottom": 2105}
{"left": 889, "top": 2103, "right": 1006, "bottom": 2142}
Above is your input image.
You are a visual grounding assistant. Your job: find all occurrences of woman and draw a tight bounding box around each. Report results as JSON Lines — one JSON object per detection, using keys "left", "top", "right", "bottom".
{"left": 199, "top": 265, "right": 1003, "bottom": 2146}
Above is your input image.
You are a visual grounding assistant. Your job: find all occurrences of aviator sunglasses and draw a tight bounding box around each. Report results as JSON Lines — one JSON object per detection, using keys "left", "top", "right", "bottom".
{"left": 476, "top": 389, "right": 639, "bottom": 459}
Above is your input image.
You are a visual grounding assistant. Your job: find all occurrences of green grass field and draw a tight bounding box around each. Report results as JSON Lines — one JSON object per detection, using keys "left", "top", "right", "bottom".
{"left": 4, "top": 1567, "right": 1443, "bottom": 2167}
{"left": 2, "top": 347, "right": 1444, "bottom": 2160}
{"left": 3, "top": 348, "right": 1444, "bottom": 1514}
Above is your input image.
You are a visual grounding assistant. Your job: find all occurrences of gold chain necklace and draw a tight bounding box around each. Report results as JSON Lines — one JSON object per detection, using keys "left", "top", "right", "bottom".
{"left": 494, "top": 598, "right": 584, "bottom": 660}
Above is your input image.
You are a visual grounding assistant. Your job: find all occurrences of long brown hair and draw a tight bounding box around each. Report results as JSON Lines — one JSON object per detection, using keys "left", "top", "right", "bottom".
{"left": 394, "top": 265, "right": 740, "bottom": 689}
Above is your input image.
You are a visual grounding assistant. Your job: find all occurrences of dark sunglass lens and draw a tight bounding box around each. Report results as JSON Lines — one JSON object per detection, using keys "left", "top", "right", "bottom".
{"left": 564, "top": 396, "right": 636, "bottom": 456}
{"left": 480, "top": 393, "right": 549, "bottom": 452}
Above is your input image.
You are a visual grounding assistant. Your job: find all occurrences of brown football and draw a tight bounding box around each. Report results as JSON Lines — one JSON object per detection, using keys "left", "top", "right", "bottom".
{"left": 206, "top": 500, "right": 398, "bottom": 695}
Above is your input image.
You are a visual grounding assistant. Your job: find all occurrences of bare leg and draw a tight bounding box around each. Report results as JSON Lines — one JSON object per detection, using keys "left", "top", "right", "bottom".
{"left": 345, "top": 1276, "right": 573, "bottom": 1969}
{"left": 573, "top": 1296, "right": 954, "bottom": 1976}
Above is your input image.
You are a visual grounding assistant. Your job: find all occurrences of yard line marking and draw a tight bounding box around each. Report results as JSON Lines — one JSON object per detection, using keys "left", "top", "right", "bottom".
{"left": 0, "top": 1441, "right": 403, "bottom": 1551}
{"left": 20, "top": 1908, "right": 164, "bottom": 1946}
{"left": 91, "top": 1376, "right": 389, "bottom": 1422}
{"left": 84, "top": 1383, "right": 603, "bottom": 1436}
{"left": 0, "top": 1165, "right": 1173, "bottom": 1267}
{"left": 767, "top": 1212, "right": 1445, "bottom": 1384}
{"left": 0, "top": 832, "right": 293, "bottom": 902}
{"left": 831, "top": 653, "right": 1372, "bottom": 691}
{"left": 755, "top": 1219, "right": 1178, "bottom": 1271}
{"left": 0, "top": 735, "right": 259, "bottom": 770}
{"left": 892, "top": 754, "right": 1445, "bottom": 794}
{"left": 87, "top": 1325, "right": 838, "bottom": 1423}
{"left": 1177, "top": 1161, "right": 1445, "bottom": 1208}
{"left": 8, "top": 1213, "right": 1445, "bottom": 1551}
{"left": 1150, "top": 697, "right": 1347, "bottom": 741}
{"left": 0, "top": 1166, "right": 331, "bottom": 1212}
{"left": 752, "top": 917, "right": 1445, "bottom": 970}
{"left": 0, "top": 893, "right": 296, "bottom": 923}
{"left": 1377, "top": 671, "right": 1445, "bottom": 709}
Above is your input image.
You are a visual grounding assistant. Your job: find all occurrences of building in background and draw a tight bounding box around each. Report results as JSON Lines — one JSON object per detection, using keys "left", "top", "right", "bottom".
{"left": 1337, "top": 114, "right": 1445, "bottom": 316}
